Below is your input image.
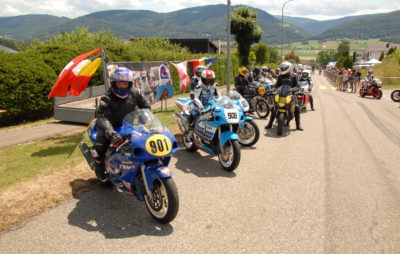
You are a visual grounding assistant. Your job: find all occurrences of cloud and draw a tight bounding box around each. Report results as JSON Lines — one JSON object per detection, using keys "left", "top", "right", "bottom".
{"left": 0, "top": 0, "right": 399, "bottom": 19}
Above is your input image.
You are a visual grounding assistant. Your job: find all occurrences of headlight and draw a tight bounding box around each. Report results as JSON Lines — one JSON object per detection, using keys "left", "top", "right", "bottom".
{"left": 258, "top": 87, "right": 266, "bottom": 95}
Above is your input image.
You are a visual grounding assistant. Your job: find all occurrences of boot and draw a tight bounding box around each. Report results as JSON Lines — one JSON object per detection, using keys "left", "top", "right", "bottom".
{"left": 265, "top": 123, "right": 273, "bottom": 129}
{"left": 94, "top": 159, "right": 107, "bottom": 182}
{"left": 295, "top": 110, "right": 303, "bottom": 131}
{"left": 310, "top": 96, "right": 315, "bottom": 111}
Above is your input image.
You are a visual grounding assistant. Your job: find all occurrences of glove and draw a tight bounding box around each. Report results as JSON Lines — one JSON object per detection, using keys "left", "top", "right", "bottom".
{"left": 106, "top": 130, "right": 123, "bottom": 146}
{"left": 190, "top": 93, "right": 195, "bottom": 100}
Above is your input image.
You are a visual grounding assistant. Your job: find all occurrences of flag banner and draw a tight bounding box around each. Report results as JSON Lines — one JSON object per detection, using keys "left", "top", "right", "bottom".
{"left": 171, "top": 61, "right": 190, "bottom": 92}
{"left": 109, "top": 61, "right": 173, "bottom": 105}
{"left": 187, "top": 56, "right": 219, "bottom": 77}
{"left": 48, "top": 48, "right": 101, "bottom": 99}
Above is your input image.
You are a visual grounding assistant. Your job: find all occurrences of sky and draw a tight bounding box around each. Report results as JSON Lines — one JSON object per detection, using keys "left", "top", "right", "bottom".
{"left": 0, "top": 0, "right": 399, "bottom": 21}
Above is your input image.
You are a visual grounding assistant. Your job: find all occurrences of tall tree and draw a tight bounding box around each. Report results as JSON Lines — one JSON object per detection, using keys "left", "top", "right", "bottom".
{"left": 231, "top": 6, "right": 262, "bottom": 67}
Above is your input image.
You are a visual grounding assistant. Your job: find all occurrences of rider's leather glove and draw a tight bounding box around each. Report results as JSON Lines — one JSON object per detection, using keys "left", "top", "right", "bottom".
{"left": 106, "top": 130, "right": 123, "bottom": 147}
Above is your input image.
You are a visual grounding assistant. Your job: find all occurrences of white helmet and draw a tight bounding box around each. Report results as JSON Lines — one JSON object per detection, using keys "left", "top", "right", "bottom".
{"left": 279, "top": 62, "right": 292, "bottom": 75}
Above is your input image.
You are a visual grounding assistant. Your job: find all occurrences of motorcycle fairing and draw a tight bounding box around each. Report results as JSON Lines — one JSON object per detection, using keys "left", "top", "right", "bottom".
{"left": 220, "top": 131, "right": 238, "bottom": 147}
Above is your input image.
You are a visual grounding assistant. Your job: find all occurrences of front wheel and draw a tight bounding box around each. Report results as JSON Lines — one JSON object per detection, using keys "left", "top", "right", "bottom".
{"left": 218, "top": 140, "right": 241, "bottom": 171}
{"left": 255, "top": 99, "right": 270, "bottom": 119}
{"left": 375, "top": 89, "right": 383, "bottom": 99}
{"left": 237, "top": 119, "right": 260, "bottom": 147}
{"left": 277, "top": 112, "right": 285, "bottom": 136}
{"left": 391, "top": 90, "right": 400, "bottom": 102}
{"left": 144, "top": 177, "right": 179, "bottom": 224}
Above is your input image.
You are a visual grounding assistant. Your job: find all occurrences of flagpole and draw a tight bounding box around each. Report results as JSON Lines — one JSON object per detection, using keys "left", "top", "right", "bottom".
{"left": 101, "top": 47, "right": 110, "bottom": 91}
{"left": 226, "top": 0, "right": 231, "bottom": 94}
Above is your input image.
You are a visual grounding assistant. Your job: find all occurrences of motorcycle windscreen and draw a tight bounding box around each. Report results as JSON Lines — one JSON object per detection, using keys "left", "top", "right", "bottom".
{"left": 122, "top": 109, "right": 167, "bottom": 134}
{"left": 211, "top": 96, "right": 236, "bottom": 109}
{"left": 278, "top": 85, "right": 292, "bottom": 97}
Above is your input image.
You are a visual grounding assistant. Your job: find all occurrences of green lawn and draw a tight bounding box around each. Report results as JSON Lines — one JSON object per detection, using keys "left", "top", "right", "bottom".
{"left": 0, "top": 108, "right": 180, "bottom": 191}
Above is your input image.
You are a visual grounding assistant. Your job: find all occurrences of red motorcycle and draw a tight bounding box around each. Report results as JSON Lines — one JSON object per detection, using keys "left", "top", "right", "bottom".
{"left": 297, "top": 80, "right": 311, "bottom": 111}
{"left": 359, "top": 78, "right": 383, "bottom": 99}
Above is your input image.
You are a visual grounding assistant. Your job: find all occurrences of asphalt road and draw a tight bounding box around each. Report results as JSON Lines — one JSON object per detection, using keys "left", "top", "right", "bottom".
{"left": 1, "top": 75, "right": 400, "bottom": 253}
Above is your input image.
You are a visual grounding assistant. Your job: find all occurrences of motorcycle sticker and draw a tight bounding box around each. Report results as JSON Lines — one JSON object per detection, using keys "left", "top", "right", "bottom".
{"left": 145, "top": 134, "right": 172, "bottom": 156}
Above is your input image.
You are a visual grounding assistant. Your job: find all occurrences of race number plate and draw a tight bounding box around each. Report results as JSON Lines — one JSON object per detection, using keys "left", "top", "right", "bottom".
{"left": 145, "top": 134, "right": 172, "bottom": 156}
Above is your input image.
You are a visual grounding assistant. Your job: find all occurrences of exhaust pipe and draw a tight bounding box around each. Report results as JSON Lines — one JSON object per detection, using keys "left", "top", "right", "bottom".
{"left": 175, "top": 112, "right": 188, "bottom": 133}
{"left": 79, "top": 142, "right": 96, "bottom": 170}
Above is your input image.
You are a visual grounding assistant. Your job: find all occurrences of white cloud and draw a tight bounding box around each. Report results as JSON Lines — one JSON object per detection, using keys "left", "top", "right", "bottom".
{"left": 0, "top": 0, "right": 399, "bottom": 19}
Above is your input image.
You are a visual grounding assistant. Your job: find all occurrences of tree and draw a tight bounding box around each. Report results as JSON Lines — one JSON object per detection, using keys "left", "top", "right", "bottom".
{"left": 336, "top": 40, "right": 352, "bottom": 68}
{"left": 252, "top": 43, "right": 267, "bottom": 64}
{"left": 317, "top": 50, "right": 335, "bottom": 67}
{"left": 379, "top": 51, "right": 385, "bottom": 61}
{"left": 231, "top": 6, "right": 262, "bottom": 67}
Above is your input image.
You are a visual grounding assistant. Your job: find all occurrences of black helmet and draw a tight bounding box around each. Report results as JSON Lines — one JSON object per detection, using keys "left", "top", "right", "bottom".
{"left": 253, "top": 67, "right": 261, "bottom": 76}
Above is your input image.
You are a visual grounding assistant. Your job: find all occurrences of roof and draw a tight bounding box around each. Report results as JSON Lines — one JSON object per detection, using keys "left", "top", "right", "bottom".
{"left": 0, "top": 45, "right": 18, "bottom": 53}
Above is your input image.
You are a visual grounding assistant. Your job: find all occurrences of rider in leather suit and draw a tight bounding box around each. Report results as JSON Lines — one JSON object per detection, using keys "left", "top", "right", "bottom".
{"left": 190, "top": 65, "right": 205, "bottom": 99}
{"left": 299, "top": 69, "right": 315, "bottom": 110}
{"left": 94, "top": 67, "right": 149, "bottom": 183}
{"left": 265, "top": 62, "right": 303, "bottom": 131}
{"left": 234, "top": 66, "right": 253, "bottom": 95}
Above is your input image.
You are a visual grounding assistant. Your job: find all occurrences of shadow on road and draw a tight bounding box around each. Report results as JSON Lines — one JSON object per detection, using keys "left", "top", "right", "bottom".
{"left": 173, "top": 149, "right": 236, "bottom": 178}
{"left": 263, "top": 126, "right": 292, "bottom": 138}
{"left": 67, "top": 184, "right": 173, "bottom": 239}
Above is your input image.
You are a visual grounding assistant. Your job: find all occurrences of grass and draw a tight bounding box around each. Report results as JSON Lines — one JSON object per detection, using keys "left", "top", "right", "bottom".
{"left": 0, "top": 108, "right": 180, "bottom": 191}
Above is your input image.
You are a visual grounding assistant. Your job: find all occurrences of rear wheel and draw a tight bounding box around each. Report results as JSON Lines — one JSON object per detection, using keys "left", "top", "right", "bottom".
{"left": 277, "top": 112, "right": 285, "bottom": 136}
{"left": 237, "top": 119, "right": 260, "bottom": 147}
{"left": 218, "top": 140, "right": 241, "bottom": 171}
{"left": 391, "top": 90, "right": 400, "bottom": 102}
{"left": 183, "top": 132, "right": 198, "bottom": 152}
{"left": 144, "top": 177, "right": 179, "bottom": 224}
{"left": 255, "top": 99, "right": 270, "bottom": 119}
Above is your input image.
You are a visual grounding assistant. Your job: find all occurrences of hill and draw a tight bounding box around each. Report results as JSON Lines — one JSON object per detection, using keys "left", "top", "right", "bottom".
{"left": 312, "top": 10, "right": 400, "bottom": 42}
{"left": 0, "top": 5, "right": 308, "bottom": 44}
{"left": 0, "top": 15, "right": 70, "bottom": 40}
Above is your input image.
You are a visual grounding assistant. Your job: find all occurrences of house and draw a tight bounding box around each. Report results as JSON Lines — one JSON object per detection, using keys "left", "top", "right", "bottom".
{"left": 168, "top": 38, "right": 220, "bottom": 54}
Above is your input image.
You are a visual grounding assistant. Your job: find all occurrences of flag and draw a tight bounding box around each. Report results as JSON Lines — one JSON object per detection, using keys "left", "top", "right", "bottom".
{"left": 48, "top": 48, "right": 101, "bottom": 99}
{"left": 171, "top": 61, "right": 190, "bottom": 92}
{"left": 187, "top": 56, "right": 219, "bottom": 77}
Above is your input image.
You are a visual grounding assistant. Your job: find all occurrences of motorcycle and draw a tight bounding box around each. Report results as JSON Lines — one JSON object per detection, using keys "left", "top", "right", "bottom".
{"left": 225, "top": 90, "right": 260, "bottom": 147}
{"left": 296, "top": 80, "right": 311, "bottom": 112}
{"left": 272, "top": 85, "right": 296, "bottom": 136}
{"left": 242, "top": 81, "right": 270, "bottom": 119}
{"left": 175, "top": 96, "right": 241, "bottom": 171}
{"left": 391, "top": 89, "right": 400, "bottom": 102}
{"left": 79, "top": 109, "right": 179, "bottom": 223}
{"left": 359, "top": 78, "right": 383, "bottom": 99}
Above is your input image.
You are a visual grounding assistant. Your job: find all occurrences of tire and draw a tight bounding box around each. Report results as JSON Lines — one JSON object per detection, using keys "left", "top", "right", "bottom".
{"left": 255, "top": 99, "right": 270, "bottom": 119}
{"left": 98, "top": 177, "right": 113, "bottom": 187}
{"left": 183, "top": 132, "right": 198, "bottom": 152}
{"left": 144, "top": 177, "right": 179, "bottom": 224}
{"left": 375, "top": 89, "right": 383, "bottom": 100}
{"left": 391, "top": 90, "right": 400, "bottom": 102}
{"left": 218, "top": 140, "right": 241, "bottom": 172}
{"left": 237, "top": 119, "right": 260, "bottom": 147}
{"left": 277, "top": 112, "right": 285, "bottom": 136}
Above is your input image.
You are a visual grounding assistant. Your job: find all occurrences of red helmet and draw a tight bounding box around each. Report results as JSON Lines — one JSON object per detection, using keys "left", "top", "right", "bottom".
{"left": 201, "top": 70, "right": 216, "bottom": 86}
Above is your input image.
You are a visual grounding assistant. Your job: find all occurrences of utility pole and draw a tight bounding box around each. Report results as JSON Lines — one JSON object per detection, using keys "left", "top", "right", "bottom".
{"left": 281, "top": 0, "right": 294, "bottom": 60}
{"left": 226, "top": 0, "right": 231, "bottom": 94}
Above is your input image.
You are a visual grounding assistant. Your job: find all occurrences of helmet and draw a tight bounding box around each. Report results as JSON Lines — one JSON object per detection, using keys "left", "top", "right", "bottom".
{"left": 279, "top": 62, "right": 292, "bottom": 75}
{"left": 301, "top": 70, "right": 310, "bottom": 79}
{"left": 253, "top": 67, "right": 261, "bottom": 76}
{"left": 110, "top": 67, "right": 134, "bottom": 98}
{"left": 367, "top": 69, "right": 373, "bottom": 75}
{"left": 201, "top": 70, "right": 216, "bottom": 86}
{"left": 238, "top": 66, "right": 249, "bottom": 77}
{"left": 261, "top": 66, "right": 270, "bottom": 73}
{"left": 195, "top": 65, "right": 205, "bottom": 77}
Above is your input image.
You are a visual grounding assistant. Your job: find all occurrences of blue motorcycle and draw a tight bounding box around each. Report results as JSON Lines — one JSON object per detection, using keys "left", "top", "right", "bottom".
{"left": 175, "top": 96, "right": 241, "bottom": 171}
{"left": 79, "top": 109, "right": 179, "bottom": 223}
{"left": 225, "top": 90, "right": 260, "bottom": 147}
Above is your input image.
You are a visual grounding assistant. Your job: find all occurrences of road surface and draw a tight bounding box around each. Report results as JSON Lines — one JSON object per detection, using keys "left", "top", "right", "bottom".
{"left": 1, "top": 74, "right": 399, "bottom": 253}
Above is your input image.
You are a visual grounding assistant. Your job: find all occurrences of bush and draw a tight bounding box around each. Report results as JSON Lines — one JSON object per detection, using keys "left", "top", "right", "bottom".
{"left": 0, "top": 51, "right": 57, "bottom": 126}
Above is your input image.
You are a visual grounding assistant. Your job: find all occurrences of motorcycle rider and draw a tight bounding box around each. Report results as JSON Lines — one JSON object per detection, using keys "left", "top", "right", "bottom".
{"left": 299, "top": 69, "right": 315, "bottom": 111}
{"left": 234, "top": 66, "right": 253, "bottom": 95}
{"left": 94, "top": 67, "right": 149, "bottom": 183}
{"left": 252, "top": 67, "right": 261, "bottom": 82}
{"left": 265, "top": 61, "right": 303, "bottom": 131}
{"left": 188, "top": 69, "right": 219, "bottom": 127}
{"left": 190, "top": 65, "right": 205, "bottom": 99}
{"left": 364, "top": 69, "right": 375, "bottom": 88}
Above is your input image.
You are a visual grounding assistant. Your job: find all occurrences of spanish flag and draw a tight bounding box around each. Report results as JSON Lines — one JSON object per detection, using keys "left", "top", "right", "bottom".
{"left": 48, "top": 48, "right": 101, "bottom": 99}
